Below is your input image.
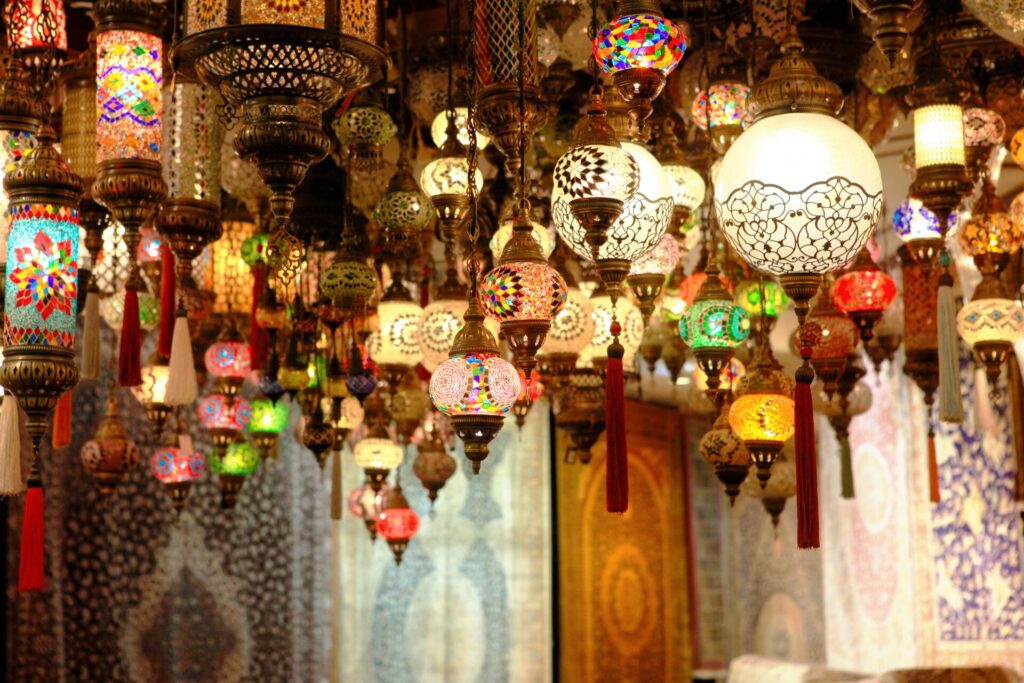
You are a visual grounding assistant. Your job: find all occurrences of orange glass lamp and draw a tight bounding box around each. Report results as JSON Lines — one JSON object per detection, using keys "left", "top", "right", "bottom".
{"left": 377, "top": 483, "right": 420, "bottom": 565}
{"left": 729, "top": 343, "right": 795, "bottom": 486}
{"left": 804, "top": 282, "right": 858, "bottom": 398}
{"left": 80, "top": 391, "right": 141, "bottom": 497}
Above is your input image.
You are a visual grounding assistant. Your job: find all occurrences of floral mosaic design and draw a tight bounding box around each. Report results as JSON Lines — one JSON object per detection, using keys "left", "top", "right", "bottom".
{"left": 96, "top": 30, "right": 162, "bottom": 162}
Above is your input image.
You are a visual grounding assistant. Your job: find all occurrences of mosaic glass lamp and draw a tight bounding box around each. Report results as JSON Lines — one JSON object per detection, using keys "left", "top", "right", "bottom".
{"left": 577, "top": 289, "right": 644, "bottom": 371}
{"left": 804, "top": 282, "right": 858, "bottom": 398}
{"left": 210, "top": 437, "right": 260, "bottom": 509}
{"left": 349, "top": 483, "right": 389, "bottom": 541}
{"left": 150, "top": 436, "right": 205, "bottom": 511}
{"left": 832, "top": 247, "right": 898, "bottom": 342}
{"left": 538, "top": 281, "right": 596, "bottom": 398}
{"left": 247, "top": 396, "right": 290, "bottom": 458}
{"left": 198, "top": 394, "right": 252, "bottom": 455}
{"left": 204, "top": 326, "right": 251, "bottom": 402}
{"left": 735, "top": 277, "right": 790, "bottom": 336}
{"left": 699, "top": 399, "right": 749, "bottom": 504}
{"left": 691, "top": 57, "right": 750, "bottom": 156}
{"left": 962, "top": 107, "right": 1005, "bottom": 184}
{"left": 373, "top": 166, "right": 434, "bottom": 234}
{"left": 593, "top": 0, "right": 687, "bottom": 128}
{"left": 429, "top": 295, "right": 520, "bottom": 474}
{"left": 377, "top": 483, "right": 420, "bottom": 565}
{"left": 367, "top": 275, "right": 423, "bottom": 390}
{"left": 413, "top": 428, "right": 457, "bottom": 504}
{"left": 489, "top": 217, "right": 556, "bottom": 261}
{"left": 728, "top": 343, "right": 795, "bottom": 486}
{"left": 679, "top": 263, "right": 750, "bottom": 398}
{"left": 480, "top": 207, "right": 568, "bottom": 377}
{"left": 891, "top": 197, "right": 955, "bottom": 264}
{"left": 333, "top": 105, "right": 396, "bottom": 169}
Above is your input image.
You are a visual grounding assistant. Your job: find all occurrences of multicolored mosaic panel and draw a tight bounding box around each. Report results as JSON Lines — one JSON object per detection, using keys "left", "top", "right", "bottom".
{"left": 0, "top": 131, "right": 36, "bottom": 227}
{"left": 197, "top": 395, "right": 253, "bottom": 431}
{"left": 166, "top": 82, "right": 221, "bottom": 203}
{"left": 186, "top": 0, "right": 228, "bottom": 34}
{"left": 429, "top": 352, "right": 521, "bottom": 415}
{"left": 5, "top": 0, "right": 67, "bottom": 50}
{"left": 593, "top": 14, "right": 686, "bottom": 74}
{"left": 211, "top": 440, "right": 260, "bottom": 476}
{"left": 96, "top": 30, "right": 162, "bottom": 163}
{"left": 691, "top": 83, "right": 750, "bottom": 130}
{"left": 4, "top": 203, "right": 80, "bottom": 347}
{"left": 480, "top": 261, "right": 567, "bottom": 322}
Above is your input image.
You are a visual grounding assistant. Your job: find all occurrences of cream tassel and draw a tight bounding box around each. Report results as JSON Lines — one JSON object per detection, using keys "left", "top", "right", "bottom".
{"left": 81, "top": 292, "right": 101, "bottom": 380}
{"left": 937, "top": 272, "right": 963, "bottom": 423}
{"left": 0, "top": 394, "right": 24, "bottom": 496}
{"left": 165, "top": 314, "right": 197, "bottom": 405}
{"left": 974, "top": 366, "right": 995, "bottom": 432}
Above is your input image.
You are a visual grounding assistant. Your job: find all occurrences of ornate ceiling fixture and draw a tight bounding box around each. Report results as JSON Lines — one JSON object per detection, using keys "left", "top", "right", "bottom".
{"left": 413, "top": 425, "right": 457, "bottom": 504}
{"left": 851, "top": 0, "right": 921, "bottom": 62}
{"left": 716, "top": 28, "right": 883, "bottom": 549}
{"left": 173, "top": 0, "right": 388, "bottom": 286}
{"left": 699, "top": 394, "right": 749, "bottom": 505}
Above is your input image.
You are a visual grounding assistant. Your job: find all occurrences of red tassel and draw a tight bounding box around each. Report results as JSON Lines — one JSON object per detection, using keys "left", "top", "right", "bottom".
{"left": 158, "top": 245, "right": 176, "bottom": 358}
{"left": 249, "top": 262, "right": 268, "bottom": 371}
{"left": 605, "top": 342, "right": 628, "bottom": 513}
{"left": 118, "top": 288, "right": 143, "bottom": 387}
{"left": 928, "top": 428, "right": 940, "bottom": 503}
{"left": 51, "top": 391, "right": 72, "bottom": 450}
{"left": 794, "top": 372, "right": 820, "bottom": 549}
{"left": 19, "top": 484, "right": 44, "bottom": 592}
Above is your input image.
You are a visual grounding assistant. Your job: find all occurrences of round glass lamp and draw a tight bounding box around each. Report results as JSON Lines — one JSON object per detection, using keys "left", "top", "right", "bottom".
{"left": 369, "top": 276, "right": 424, "bottom": 386}
{"left": 832, "top": 247, "right": 898, "bottom": 341}
{"left": 131, "top": 354, "right": 171, "bottom": 433}
{"left": 80, "top": 393, "right": 140, "bottom": 498}
{"left": 373, "top": 164, "right": 434, "bottom": 234}
{"left": 333, "top": 106, "right": 397, "bottom": 168}
{"left": 198, "top": 395, "right": 252, "bottom": 454}
{"left": 377, "top": 484, "right": 420, "bottom": 565}
{"left": 804, "top": 289, "right": 858, "bottom": 397}
{"left": 729, "top": 346, "right": 795, "bottom": 486}
{"left": 419, "top": 155, "right": 485, "bottom": 199}
{"left": 489, "top": 217, "right": 556, "bottom": 261}
{"left": 699, "top": 404, "right": 749, "bottom": 503}
{"left": 691, "top": 81, "right": 750, "bottom": 155}
{"left": 627, "top": 233, "right": 681, "bottom": 323}
{"left": 151, "top": 443, "right": 205, "bottom": 510}
{"left": 679, "top": 270, "right": 750, "bottom": 397}
{"left": 247, "top": 397, "right": 290, "bottom": 458}
{"left": 538, "top": 285, "right": 595, "bottom": 396}
{"left": 210, "top": 438, "right": 260, "bottom": 509}
{"left": 204, "top": 332, "right": 251, "bottom": 401}
{"left": 577, "top": 291, "right": 644, "bottom": 371}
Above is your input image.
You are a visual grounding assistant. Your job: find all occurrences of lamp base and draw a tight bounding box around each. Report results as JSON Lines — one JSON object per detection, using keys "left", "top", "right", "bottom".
{"left": 747, "top": 441, "right": 785, "bottom": 487}
{"left": 477, "top": 84, "right": 549, "bottom": 176}
{"left": 714, "top": 464, "right": 749, "bottom": 506}
{"left": 219, "top": 473, "right": 246, "bottom": 509}
{"left": 163, "top": 481, "right": 192, "bottom": 512}
{"left": 626, "top": 272, "right": 665, "bottom": 325}
{"left": 450, "top": 413, "right": 505, "bottom": 474}
{"left": 502, "top": 319, "right": 552, "bottom": 378}
{"left": 0, "top": 346, "right": 78, "bottom": 454}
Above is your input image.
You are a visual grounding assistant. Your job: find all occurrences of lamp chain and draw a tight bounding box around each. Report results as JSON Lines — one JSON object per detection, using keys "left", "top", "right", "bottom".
{"left": 517, "top": 0, "right": 528, "bottom": 209}
{"left": 588, "top": 0, "right": 602, "bottom": 97}
{"left": 466, "top": 0, "right": 481, "bottom": 297}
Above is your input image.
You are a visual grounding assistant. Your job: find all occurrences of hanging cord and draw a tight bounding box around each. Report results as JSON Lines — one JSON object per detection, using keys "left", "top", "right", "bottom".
{"left": 446, "top": 0, "right": 457, "bottom": 130}
{"left": 465, "top": 0, "right": 481, "bottom": 297}
{"left": 517, "top": 0, "right": 528, "bottom": 208}
{"left": 588, "top": 0, "right": 602, "bottom": 97}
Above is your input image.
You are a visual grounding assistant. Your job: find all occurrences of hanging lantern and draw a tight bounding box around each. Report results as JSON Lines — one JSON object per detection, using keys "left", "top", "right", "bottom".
{"left": 1, "top": 130, "right": 82, "bottom": 460}
{"left": 962, "top": 106, "right": 1005, "bottom": 184}
{"left": 211, "top": 438, "right": 260, "bottom": 509}
{"left": 99, "top": 287, "right": 161, "bottom": 331}
{"left": 691, "top": 60, "right": 750, "bottom": 156}
{"left": 900, "top": 245, "right": 940, "bottom": 398}
{"left": 413, "top": 427, "right": 457, "bottom": 504}
{"left": 319, "top": 255, "right": 379, "bottom": 318}
{"left": 728, "top": 343, "right": 795, "bottom": 486}
{"left": 247, "top": 395, "right": 290, "bottom": 458}
{"left": 866, "top": 297, "right": 903, "bottom": 372}
{"left": 373, "top": 164, "right": 434, "bottom": 234}
{"left": 593, "top": 0, "right": 687, "bottom": 130}
{"left": 627, "top": 233, "right": 680, "bottom": 324}
{"left": 368, "top": 275, "right": 423, "bottom": 391}
{"left": 210, "top": 219, "right": 256, "bottom": 323}
{"left": 80, "top": 390, "right": 141, "bottom": 497}
{"left": 539, "top": 0, "right": 582, "bottom": 38}
{"left": 553, "top": 133, "right": 670, "bottom": 296}
{"left": 832, "top": 247, "right": 898, "bottom": 342}
{"left": 694, "top": 357, "right": 746, "bottom": 395}
{"left": 204, "top": 327, "right": 251, "bottom": 402}
{"left": 131, "top": 353, "right": 171, "bottom": 435}
{"left": 638, "top": 317, "right": 671, "bottom": 375}
{"left": 198, "top": 394, "right": 252, "bottom": 455}
{"left": 150, "top": 436, "right": 205, "bottom": 511}
{"left": 814, "top": 356, "right": 872, "bottom": 499}
{"left": 480, "top": 206, "right": 568, "bottom": 377}
{"left": 175, "top": 0, "right": 387, "bottom": 283}
{"left": 377, "top": 483, "right": 420, "bottom": 565}
{"left": 961, "top": 0, "right": 1024, "bottom": 47}
{"left": 333, "top": 105, "right": 396, "bottom": 170}
{"left": 716, "top": 33, "right": 882, "bottom": 548}
{"left": 956, "top": 183, "right": 1024, "bottom": 385}
{"left": 421, "top": 143, "right": 484, "bottom": 244}
{"left": 741, "top": 456, "right": 797, "bottom": 530}
{"left": 91, "top": 0, "right": 167, "bottom": 387}
{"left": 0, "top": 40, "right": 44, "bottom": 136}
{"left": 699, "top": 398, "right": 749, "bottom": 504}
{"left": 429, "top": 295, "right": 520, "bottom": 474}
{"left": 430, "top": 107, "right": 491, "bottom": 149}
{"left": 353, "top": 393, "right": 404, "bottom": 490}
{"left": 302, "top": 405, "right": 335, "bottom": 468}
{"left": 474, "top": 0, "right": 548, "bottom": 174}
{"left": 679, "top": 264, "right": 750, "bottom": 399}
{"left": 891, "top": 198, "right": 957, "bottom": 264}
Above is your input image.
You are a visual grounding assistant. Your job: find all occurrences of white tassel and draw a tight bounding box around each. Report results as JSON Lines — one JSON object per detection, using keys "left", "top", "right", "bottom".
{"left": 974, "top": 367, "right": 995, "bottom": 432}
{"left": 937, "top": 279, "right": 964, "bottom": 423}
{"left": 81, "top": 293, "right": 101, "bottom": 380}
{"left": 165, "top": 315, "right": 197, "bottom": 405}
{"left": 0, "top": 394, "right": 23, "bottom": 496}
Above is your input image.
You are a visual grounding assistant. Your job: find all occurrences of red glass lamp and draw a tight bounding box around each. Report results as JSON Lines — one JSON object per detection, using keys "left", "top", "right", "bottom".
{"left": 832, "top": 246, "right": 898, "bottom": 342}
{"left": 377, "top": 483, "right": 420, "bottom": 565}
